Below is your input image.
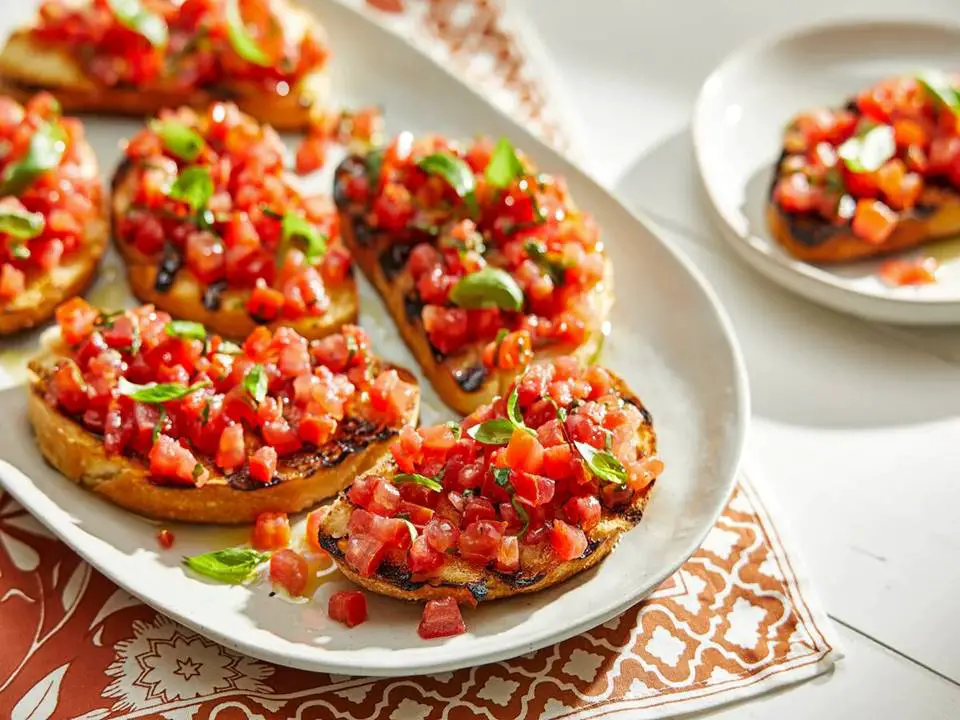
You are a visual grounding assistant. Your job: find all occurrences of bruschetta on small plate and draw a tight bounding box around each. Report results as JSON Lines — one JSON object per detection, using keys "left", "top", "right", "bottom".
{"left": 694, "top": 20, "right": 960, "bottom": 324}
{"left": 334, "top": 133, "right": 612, "bottom": 415}
{"left": 0, "top": 92, "right": 106, "bottom": 335}
{"left": 0, "top": 0, "right": 746, "bottom": 676}
{"left": 0, "top": 0, "right": 330, "bottom": 130}
{"left": 113, "top": 102, "right": 358, "bottom": 340}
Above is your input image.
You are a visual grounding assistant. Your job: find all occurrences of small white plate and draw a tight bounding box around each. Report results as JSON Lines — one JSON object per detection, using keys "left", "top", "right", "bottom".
{"left": 0, "top": 0, "right": 747, "bottom": 676}
{"left": 693, "top": 19, "right": 960, "bottom": 325}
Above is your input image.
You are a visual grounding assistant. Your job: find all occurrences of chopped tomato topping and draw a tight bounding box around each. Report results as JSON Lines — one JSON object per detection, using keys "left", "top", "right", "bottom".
{"left": 249, "top": 446, "right": 278, "bottom": 483}
{"left": 550, "top": 519, "right": 588, "bottom": 561}
{"left": 879, "top": 257, "right": 939, "bottom": 286}
{"left": 344, "top": 534, "right": 387, "bottom": 577}
{"left": 328, "top": 590, "right": 368, "bottom": 627}
{"left": 270, "top": 548, "right": 309, "bottom": 596}
{"left": 852, "top": 199, "right": 898, "bottom": 245}
{"left": 157, "top": 529, "right": 175, "bottom": 549}
{"left": 149, "top": 435, "right": 206, "bottom": 486}
{"left": 305, "top": 508, "right": 328, "bottom": 554}
{"left": 418, "top": 597, "right": 466, "bottom": 639}
{"left": 252, "top": 511, "right": 291, "bottom": 551}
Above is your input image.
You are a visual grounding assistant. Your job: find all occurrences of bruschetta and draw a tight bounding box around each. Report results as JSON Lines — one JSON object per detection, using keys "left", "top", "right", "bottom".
{"left": 334, "top": 133, "right": 613, "bottom": 415}
{"left": 769, "top": 72, "right": 960, "bottom": 264}
{"left": 0, "top": 93, "right": 106, "bottom": 335}
{"left": 28, "top": 300, "right": 420, "bottom": 524}
{"left": 316, "top": 356, "right": 662, "bottom": 605}
{"left": 0, "top": 0, "right": 329, "bottom": 131}
{"left": 112, "top": 102, "right": 357, "bottom": 341}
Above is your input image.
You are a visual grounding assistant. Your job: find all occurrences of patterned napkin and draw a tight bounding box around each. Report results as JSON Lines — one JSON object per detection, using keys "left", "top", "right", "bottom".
{"left": 0, "top": 2, "right": 841, "bottom": 718}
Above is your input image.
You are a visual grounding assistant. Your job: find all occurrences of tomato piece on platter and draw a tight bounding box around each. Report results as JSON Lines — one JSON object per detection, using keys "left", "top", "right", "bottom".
{"left": 328, "top": 590, "right": 368, "bottom": 627}
{"left": 418, "top": 597, "right": 466, "bottom": 639}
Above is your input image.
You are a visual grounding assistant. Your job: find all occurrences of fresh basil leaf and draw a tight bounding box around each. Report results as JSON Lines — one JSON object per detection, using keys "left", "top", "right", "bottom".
{"left": 511, "top": 495, "right": 530, "bottom": 537}
{"left": 917, "top": 71, "right": 960, "bottom": 110}
{"left": 365, "top": 147, "right": 384, "bottom": 189}
{"left": 183, "top": 547, "right": 270, "bottom": 584}
{"left": 117, "top": 377, "right": 211, "bottom": 403}
{"left": 168, "top": 166, "right": 214, "bottom": 214}
{"left": 484, "top": 137, "right": 525, "bottom": 188}
{"left": 281, "top": 211, "right": 327, "bottom": 261}
{"left": 392, "top": 473, "right": 443, "bottom": 492}
{"left": 524, "top": 240, "right": 568, "bottom": 285}
{"left": 1, "top": 121, "right": 65, "bottom": 196}
{"left": 418, "top": 152, "right": 477, "bottom": 210}
{"left": 225, "top": 0, "right": 271, "bottom": 67}
{"left": 0, "top": 207, "right": 44, "bottom": 240}
{"left": 449, "top": 267, "right": 524, "bottom": 311}
{"left": 243, "top": 363, "right": 268, "bottom": 404}
{"left": 106, "top": 0, "right": 168, "bottom": 46}
{"left": 150, "top": 119, "right": 204, "bottom": 161}
{"left": 165, "top": 320, "right": 206, "bottom": 341}
{"left": 837, "top": 124, "right": 895, "bottom": 173}
{"left": 467, "top": 418, "right": 515, "bottom": 445}
{"left": 447, "top": 420, "right": 461, "bottom": 440}
{"left": 492, "top": 466, "right": 512, "bottom": 488}
{"left": 575, "top": 441, "right": 627, "bottom": 485}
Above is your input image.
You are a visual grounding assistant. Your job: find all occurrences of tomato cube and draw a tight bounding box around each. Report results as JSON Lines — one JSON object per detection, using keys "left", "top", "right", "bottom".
{"left": 54, "top": 298, "right": 99, "bottom": 345}
{"left": 463, "top": 496, "right": 497, "bottom": 525}
{"left": 418, "top": 597, "right": 466, "bottom": 639}
{"left": 368, "top": 477, "right": 402, "bottom": 517}
{"left": 328, "top": 590, "right": 368, "bottom": 628}
{"left": 408, "top": 535, "right": 444, "bottom": 573}
{"left": 495, "top": 535, "right": 520, "bottom": 573}
{"left": 511, "top": 472, "right": 555, "bottom": 507}
{"left": 249, "top": 446, "right": 278, "bottom": 483}
{"left": 149, "top": 435, "right": 204, "bottom": 486}
{"left": 503, "top": 427, "right": 544, "bottom": 475}
{"left": 270, "top": 548, "right": 309, "bottom": 596}
{"left": 252, "top": 510, "right": 291, "bottom": 550}
{"left": 305, "top": 508, "right": 327, "bottom": 554}
{"left": 564, "top": 495, "right": 601, "bottom": 531}
{"left": 419, "top": 423, "right": 458, "bottom": 453}
{"left": 348, "top": 474, "right": 379, "bottom": 508}
{"left": 550, "top": 519, "right": 588, "bottom": 561}
{"left": 459, "top": 520, "right": 504, "bottom": 565}
{"left": 298, "top": 414, "right": 338, "bottom": 447}
{"left": 157, "top": 529, "right": 175, "bottom": 549}
{"left": 851, "top": 199, "right": 898, "bottom": 244}
{"left": 48, "top": 361, "right": 88, "bottom": 415}
{"left": 344, "top": 533, "right": 387, "bottom": 576}
{"left": 424, "top": 518, "right": 460, "bottom": 553}
{"left": 398, "top": 500, "right": 434, "bottom": 526}
{"left": 215, "top": 424, "right": 246, "bottom": 471}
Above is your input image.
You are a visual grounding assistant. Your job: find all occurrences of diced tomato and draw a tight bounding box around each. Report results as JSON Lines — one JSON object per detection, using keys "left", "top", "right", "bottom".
{"left": 391, "top": 425, "right": 423, "bottom": 472}
{"left": 463, "top": 496, "right": 497, "bottom": 525}
{"left": 157, "top": 529, "right": 175, "bottom": 549}
{"left": 328, "top": 590, "right": 368, "bottom": 627}
{"left": 368, "top": 477, "right": 402, "bottom": 517}
{"left": 511, "top": 472, "right": 555, "bottom": 507}
{"left": 408, "top": 535, "right": 444, "bottom": 573}
{"left": 249, "top": 446, "right": 278, "bottom": 483}
{"left": 423, "top": 518, "right": 460, "bottom": 553}
{"left": 369, "top": 369, "right": 416, "bottom": 423}
{"left": 564, "top": 495, "right": 601, "bottom": 531}
{"left": 270, "top": 548, "right": 309, "bottom": 596}
{"left": 348, "top": 474, "right": 380, "bottom": 508}
{"left": 149, "top": 435, "right": 205, "bottom": 486}
{"left": 55, "top": 298, "right": 100, "bottom": 346}
{"left": 851, "top": 199, "right": 898, "bottom": 244}
{"left": 48, "top": 361, "right": 88, "bottom": 414}
{"left": 0, "top": 264, "right": 25, "bottom": 301}
{"left": 262, "top": 418, "right": 302, "bottom": 455}
{"left": 418, "top": 597, "right": 466, "bottom": 639}
{"left": 459, "top": 520, "right": 504, "bottom": 564}
{"left": 503, "top": 428, "right": 544, "bottom": 474}
{"left": 773, "top": 173, "right": 815, "bottom": 213}
{"left": 247, "top": 279, "right": 285, "bottom": 321}
{"left": 398, "top": 500, "right": 434, "bottom": 526}
{"left": 215, "top": 424, "right": 245, "bottom": 471}
{"left": 495, "top": 535, "right": 520, "bottom": 573}
{"left": 879, "top": 257, "right": 939, "bottom": 286}
{"left": 252, "top": 511, "right": 291, "bottom": 550}
{"left": 419, "top": 424, "right": 458, "bottom": 453}
{"left": 344, "top": 533, "right": 387, "bottom": 576}
{"left": 298, "top": 414, "right": 338, "bottom": 446}
{"left": 305, "top": 508, "right": 327, "bottom": 553}
{"left": 550, "top": 519, "right": 588, "bottom": 561}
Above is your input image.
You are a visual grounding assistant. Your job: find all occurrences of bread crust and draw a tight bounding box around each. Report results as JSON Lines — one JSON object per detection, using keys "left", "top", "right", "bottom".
{"left": 334, "top": 158, "right": 613, "bottom": 416}
{"left": 316, "top": 370, "right": 656, "bottom": 604}
{"left": 0, "top": 143, "right": 106, "bottom": 336}
{"left": 111, "top": 155, "right": 358, "bottom": 342}
{"left": 0, "top": 3, "right": 329, "bottom": 132}
{"left": 27, "top": 356, "right": 421, "bottom": 524}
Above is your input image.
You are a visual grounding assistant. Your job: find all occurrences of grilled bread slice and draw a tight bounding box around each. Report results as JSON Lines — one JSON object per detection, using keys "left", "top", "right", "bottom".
{"left": 0, "top": 1, "right": 329, "bottom": 131}
{"left": 316, "top": 370, "right": 656, "bottom": 605}
{"left": 334, "top": 154, "right": 613, "bottom": 416}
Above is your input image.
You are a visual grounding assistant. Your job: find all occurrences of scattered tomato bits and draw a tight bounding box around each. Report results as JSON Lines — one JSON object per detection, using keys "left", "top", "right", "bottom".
{"left": 253, "top": 511, "right": 291, "bottom": 551}
{"left": 43, "top": 300, "right": 417, "bottom": 487}
{"left": 418, "top": 597, "right": 465, "bottom": 639}
{"left": 269, "top": 548, "right": 308, "bottom": 596}
{"left": 337, "top": 133, "right": 607, "bottom": 357}
{"left": 157, "top": 528, "right": 175, "bottom": 549}
{"left": 118, "top": 103, "right": 352, "bottom": 322}
{"left": 328, "top": 590, "right": 367, "bottom": 627}
{"left": 31, "top": 0, "right": 328, "bottom": 93}
{"left": 878, "top": 257, "right": 939, "bottom": 286}
{"left": 773, "top": 73, "right": 960, "bottom": 247}
{"left": 336, "top": 356, "right": 662, "bottom": 583}
{"left": 0, "top": 94, "right": 102, "bottom": 301}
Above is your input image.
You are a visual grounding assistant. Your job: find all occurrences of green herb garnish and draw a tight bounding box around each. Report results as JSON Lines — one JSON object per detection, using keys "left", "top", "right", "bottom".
{"left": 279, "top": 211, "right": 327, "bottom": 262}
{"left": 392, "top": 473, "right": 443, "bottom": 492}
{"left": 165, "top": 320, "right": 207, "bottom": 341}
{"left": 117, "top": 377, "right": 211, "bottom": 404}
{"left": 225, "top": 0, "right": 271, "bottom": 67}
{"left": 150, "top": 119, "right": 204, "bottom": 161}
{"left": 168, "top": 166, "right": 214, "bottom": 214}
{"left": 243, "top": 364, "right": 268, "bottom": 404}
{"left": 449, "top": 267, "right": 524, "bottom": 311}
{"left": 837, "top": 124, "right": 895, "bottom": 173}
{"left": 418, "top": 152, "right": 478, "bottom": 212}
{"left": 574, "top": 441, "right": 627, "bottom": 485}
{"left": 183, "top": 547, "right": 270, "bottom": 584}
{"left": 0, "top": 207, "right": 44, "bottom": 239}
{"left": 1, "top": 121, "right": 65, "bottom": 196}
{"left": 467, "top": 418, "right": 516, "bottom": 445}
{"left": 106, "top": 0, "right": 168, "bottom": 46}
{"left": 484, "top": 137, "right": 524, "bottom": 188}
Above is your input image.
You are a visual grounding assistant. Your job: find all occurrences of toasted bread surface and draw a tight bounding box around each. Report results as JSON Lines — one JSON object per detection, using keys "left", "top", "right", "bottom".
{"left": 112, "top": 153, "right": 358, "bottom": 342}
{"left": 0, "top": 143, "right": 106, "bottom": 336}
{"left": 317, "top": 371, "right": 656, "bottom": 604}
{"left": 27, "top": 356, "right": 420, "bottom": 524}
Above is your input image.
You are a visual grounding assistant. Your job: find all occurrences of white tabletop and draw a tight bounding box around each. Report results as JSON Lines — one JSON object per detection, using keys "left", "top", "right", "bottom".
{"left": 517, "top": 0, "right": 960, "bottom": 716}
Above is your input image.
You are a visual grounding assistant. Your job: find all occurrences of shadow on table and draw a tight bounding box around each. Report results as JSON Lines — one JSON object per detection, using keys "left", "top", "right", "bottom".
{"left": 613, "top": 129, "right": 960, "bottom": 430}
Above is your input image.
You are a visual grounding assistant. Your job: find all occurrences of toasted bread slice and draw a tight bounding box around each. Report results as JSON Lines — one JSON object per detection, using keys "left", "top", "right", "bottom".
{"left": 1, "top": 143, "right": 106, "bottom": 336}
{"left": 27, "top": 348, "right": 420, "bottom": 525}
{"left": 112, "top": 157, "right": 358, "bottom": 342}
{"left": 316, "top": 370, "right": 656, "bottom": 604}
{"left": 0, "top": 1, "right": 329, "bottom": 131}
{"left": 334, "top": 155, "right": 613, "bottom": 416}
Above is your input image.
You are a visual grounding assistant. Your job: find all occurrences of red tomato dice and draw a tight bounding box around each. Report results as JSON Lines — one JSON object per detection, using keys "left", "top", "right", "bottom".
{"left": 564, "top": 495, "right": 601, "bottom": 531}
{"left": 249, "top": 446, "right": 278, "bottom": 483}
{"left": 459, "top": 520, "right": 504, "bottom": 565}
{"left": 503, "top": 428, "right": 544, "bottom": 474}
{"left": 215, "top": 424, "right": 245, "bottom": 471}
{"left": 157, "top": 529, "right": 175, "bottom": 549}
{"left": 305, "top": 509, "right": 327, "bottom": 554}
{"left": 368, "top": 477, "right": 402, "bottom": 517}
{"left": 55, "top": 297, "right": 100, "bottom": 346}
{"left": 252, "top": 511, "right": 291, "bottom": 550}
{"left": 328, "top": 590, "right": 368, "bottom": 627}
{"left": 424, "top": 518, "right": 460, "bottom": 553}
{"left": 408, "top": 535, "right": 444, "bottom": 573}
{"left": 149, "top": 435, "right": 204, "bottom": 486}
{"left": 495, "top": 535, "right": 520, "bottom": 573}
{"left": 851, "top": 199, "right": 898, "bottom": 244}
{"left": 550, "top": 519, "right": 588, "bottom": 561}
{"left": 418, "top": 597, "right": 466, "bottom": 639}
{"left": 344, "top": 533, "right": 387, "bottom": 577}
{"left": 270, "top": 548, "right": 309, "bottom": 596}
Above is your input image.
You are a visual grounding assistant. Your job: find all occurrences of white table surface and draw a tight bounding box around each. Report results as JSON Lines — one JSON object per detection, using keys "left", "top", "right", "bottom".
{"left": 516, "top": 0, "right": 960, "bottom": 717}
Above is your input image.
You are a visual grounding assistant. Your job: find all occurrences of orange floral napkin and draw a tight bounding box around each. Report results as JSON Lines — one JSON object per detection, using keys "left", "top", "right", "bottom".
{"left": 0, "top": 2, "right": 841, "bottom": 718}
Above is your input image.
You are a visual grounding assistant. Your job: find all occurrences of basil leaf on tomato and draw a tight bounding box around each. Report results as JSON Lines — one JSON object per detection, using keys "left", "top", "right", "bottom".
{"left": 491, "top": 467, "right": 530, "bottom": 536}
{"left": 492, "top": 466, "right": 512, "bottom": 487}
{"left": 183, "top": 547, "right": 270, "bottom": 584}
{"left": 280, "top": 211, "right": 327, "bottom": 261}
{"left": 485, "top": 137, "right": 524, "bottom": 188}
{"left": 417, "top": 152, "right": 477, "bottom": 210}
{"left": 165, "top": 320, "right": 206, "bottom": 341}
{"left": 150, "top": 119, "right": 205, "bottom": 161}
{"left": 243, "top": 363, "right": 268, "bottom": 404}
{"left": 1, "top": 121, "right": 65, "bottom": 196}
{"left": 117, "top": 377, "right": 211, "bottom": 403}
{"left": 168, "top": 166, "right": 214, "bottom": 214}
{"left": 106, "top": 0, "right": 168, "bottom": 47}
{"left": 916, "top": 71, "right": 960, "bottom": 110}
{"left": 505, "top": 385, "right": 537, "bottom": 438}
{"left": 524, "top": 240, "right": 568, "bottom": 286}
{"left": 449, "top": 267, "right": 524, "bottom": 311}
{"left": 0, "top": 207, "right": 44, "bottom": 240}
{"left": 392, "top": 473, "right": 443, "bottom": 492}
{"left": 574, "top": 441, "right": 627, "bottom": 485}
{"left": 225, "top": 0, "right": 271, "bottom": 67}
{"left": 467, "top": 418, "right": 515, "bottom": 445}
{"left": 837, "top": 124, "right": 895, "bottom": 173}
